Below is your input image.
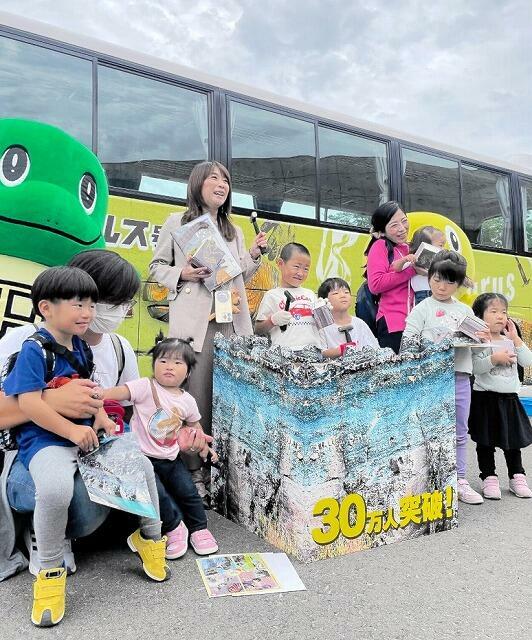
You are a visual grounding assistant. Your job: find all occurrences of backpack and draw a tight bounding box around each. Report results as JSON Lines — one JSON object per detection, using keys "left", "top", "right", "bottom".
{"left": 0, "top": 332, "right": 94, "bottom": 451}
{"left": 355, "top": 240, "right": 396, "bottom": 337}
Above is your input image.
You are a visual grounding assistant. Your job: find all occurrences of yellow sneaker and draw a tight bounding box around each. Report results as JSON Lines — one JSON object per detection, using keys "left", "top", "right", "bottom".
{"left": 31, "top": 567, "right": 66, "bottom": 627}
{"left": 127, "top": 529, "right": 170, "bottom": 582}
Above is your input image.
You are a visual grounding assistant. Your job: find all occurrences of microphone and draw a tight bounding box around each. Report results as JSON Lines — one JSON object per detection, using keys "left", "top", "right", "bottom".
{"left": 250, "top": 211, "right": 268, "bottom": 255}
{"left": 280, "top": 290, "right": 295, "bottom": 332}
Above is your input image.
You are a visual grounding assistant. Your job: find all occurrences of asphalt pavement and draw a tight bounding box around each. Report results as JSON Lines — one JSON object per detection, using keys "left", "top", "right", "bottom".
{"left": 2, "top": 440, "right": 531, "bottom": 640}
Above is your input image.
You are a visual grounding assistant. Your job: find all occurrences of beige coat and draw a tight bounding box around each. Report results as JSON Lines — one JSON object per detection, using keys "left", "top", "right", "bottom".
{"left": 149, "top": 213, "right": 260, "bottom": 351}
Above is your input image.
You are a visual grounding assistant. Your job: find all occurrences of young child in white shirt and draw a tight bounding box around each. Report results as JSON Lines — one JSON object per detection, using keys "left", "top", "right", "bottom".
{"left": 409, "top": 225, "right": 445, "bottom": 305}
{"left": 255, "top": 243, "right": 323, "bottom": 349}
{"left": 317, "top": 277, "right": 379, "bottom": 357}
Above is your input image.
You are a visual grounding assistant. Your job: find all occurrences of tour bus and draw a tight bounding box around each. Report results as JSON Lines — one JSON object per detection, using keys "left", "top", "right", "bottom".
{"left": 0, "top": 12, "right": 531, "bottom": 378}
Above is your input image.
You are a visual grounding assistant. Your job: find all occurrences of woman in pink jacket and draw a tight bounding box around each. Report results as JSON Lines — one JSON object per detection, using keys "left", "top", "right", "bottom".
{"left": 365, "top": 201, "right": 416, "bottom": 353}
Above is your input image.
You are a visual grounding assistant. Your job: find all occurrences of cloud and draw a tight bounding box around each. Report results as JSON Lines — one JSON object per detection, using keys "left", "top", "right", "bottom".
{"left": 3, "top": 0, "right": 531, "bottom": 169}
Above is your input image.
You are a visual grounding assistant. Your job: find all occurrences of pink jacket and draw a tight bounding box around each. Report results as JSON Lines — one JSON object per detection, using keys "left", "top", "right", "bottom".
{"left": 367, "top": 239, "right": 415, "bottom": 333}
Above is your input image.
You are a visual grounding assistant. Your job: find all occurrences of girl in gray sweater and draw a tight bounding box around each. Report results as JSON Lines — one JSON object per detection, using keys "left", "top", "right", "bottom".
{"left": 468, "top": 293, "right": 532, "bottom": 500}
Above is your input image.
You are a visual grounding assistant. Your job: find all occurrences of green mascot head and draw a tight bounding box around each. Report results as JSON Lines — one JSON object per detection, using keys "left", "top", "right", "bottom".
{"left": 0, "top": 118, "right": 107, "bottom": 266}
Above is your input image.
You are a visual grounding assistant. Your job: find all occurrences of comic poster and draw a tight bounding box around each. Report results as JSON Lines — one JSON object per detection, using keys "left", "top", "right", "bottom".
{"left": 197, "top": 553, "right": 305, "bottom": 598}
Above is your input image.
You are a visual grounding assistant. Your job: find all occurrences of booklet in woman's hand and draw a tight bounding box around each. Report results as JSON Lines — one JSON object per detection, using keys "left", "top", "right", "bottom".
{"left": 172, "top": 214, "right": 242, "bottom": 291}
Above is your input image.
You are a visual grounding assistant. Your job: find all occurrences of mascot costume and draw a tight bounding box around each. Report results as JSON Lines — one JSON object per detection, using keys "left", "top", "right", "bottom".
{"left": 0, "top": 119, "right": 108, "bottom": 336}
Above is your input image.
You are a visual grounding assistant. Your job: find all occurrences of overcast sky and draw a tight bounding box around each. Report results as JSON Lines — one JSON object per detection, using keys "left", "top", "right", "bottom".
{"left": 3, "top": 0, "right": 532, "bottom": 170}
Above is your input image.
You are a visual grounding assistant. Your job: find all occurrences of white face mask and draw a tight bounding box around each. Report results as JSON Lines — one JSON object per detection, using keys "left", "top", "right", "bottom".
{"left": 89, "top": 302, "right": 131, "bottom": 334}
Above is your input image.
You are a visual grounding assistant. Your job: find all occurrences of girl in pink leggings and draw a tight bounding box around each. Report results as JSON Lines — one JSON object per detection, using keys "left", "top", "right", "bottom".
{"left": 402, "top": 250, "right": 488, "bottom": 504}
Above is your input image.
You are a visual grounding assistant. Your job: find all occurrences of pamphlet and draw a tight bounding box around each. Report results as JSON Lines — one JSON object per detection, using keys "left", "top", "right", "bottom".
{"left": 78, "top": 433, "right": 158, "bottom": 519}
{"left": 190, "top": 237, "right": 225, "bottom": 275}
{"left": 196, "top": 552, "right": 306, "bottom": 598}
{"left": 312, "top": 299, "right": 334, "bottom": 330}
{"left": 414, "top": 242, "right": 442, "bottom": 270}
{"left": 456, "top": 315, "right": 489, "bottom": 342}
{"left": 172, "top": 214, "right": 242, "bottom": 291}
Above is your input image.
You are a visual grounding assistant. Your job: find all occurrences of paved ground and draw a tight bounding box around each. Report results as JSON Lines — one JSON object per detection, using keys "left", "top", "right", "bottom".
{"left": 2, "top": 440, "right": 532, "bottom": 640}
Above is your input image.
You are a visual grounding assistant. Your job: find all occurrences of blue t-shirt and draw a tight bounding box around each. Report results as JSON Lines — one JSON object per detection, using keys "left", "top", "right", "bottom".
{"left": 3, "top": 328, "right": 93, "bottom": 468}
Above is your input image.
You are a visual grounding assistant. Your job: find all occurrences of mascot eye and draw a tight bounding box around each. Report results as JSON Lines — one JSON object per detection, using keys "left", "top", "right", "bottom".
{"left": 79, "top": 173, "right": 97, "bottom": 214}
{"left": 445, "top": 224, "right": 462, "bottom": 253}
{"left": 0, "top": 145, "right": 30, "bottom": 187}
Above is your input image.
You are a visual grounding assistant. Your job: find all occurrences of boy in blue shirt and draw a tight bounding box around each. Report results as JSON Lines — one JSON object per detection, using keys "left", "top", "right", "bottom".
{"left": 3, "top": 266, "right": 169, "bottom": 627}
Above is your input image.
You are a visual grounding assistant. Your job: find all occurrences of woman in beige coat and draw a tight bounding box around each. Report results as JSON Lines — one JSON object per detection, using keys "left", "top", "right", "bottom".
{"left": 149, "top": 161, "right": 266, "bottom": 498}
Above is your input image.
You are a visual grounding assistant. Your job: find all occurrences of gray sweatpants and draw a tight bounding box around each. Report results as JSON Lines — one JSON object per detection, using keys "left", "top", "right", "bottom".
{"left": 29, "top": 445, "right": 162, "bottom": 569}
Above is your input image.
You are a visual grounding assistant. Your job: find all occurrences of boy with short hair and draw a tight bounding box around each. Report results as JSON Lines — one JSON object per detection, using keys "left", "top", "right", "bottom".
{"left": 255, "top": 242, "right": 324, "bottom": 349}
{"left": 3, "top": 266, "right": 168, "bottom": 627}
{"left": 317, "top": 277, "right": 379, "bottom": 358}
{"left": 0, "top": 249, "right": 143, "bottom": 580}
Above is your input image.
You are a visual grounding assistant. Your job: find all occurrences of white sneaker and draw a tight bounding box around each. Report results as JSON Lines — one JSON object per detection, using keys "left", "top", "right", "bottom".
{"left": 24, "top": 525, "right": 77, "bottom": 576}
{"left": 457, "top": 479, "right": 484, "bottom": 505}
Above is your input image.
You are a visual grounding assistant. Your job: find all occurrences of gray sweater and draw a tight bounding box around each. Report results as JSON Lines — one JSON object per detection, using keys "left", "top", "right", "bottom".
{"left": 403, "top": 296, "right": 474, "bottom": 374}
{"left": 472, "top": 340, "right": 532, "bottom": 393}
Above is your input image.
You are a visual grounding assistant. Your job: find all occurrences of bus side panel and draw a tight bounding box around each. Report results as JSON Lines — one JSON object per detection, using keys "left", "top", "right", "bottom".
{"left": 0, "top": 195, "right": 530, "bottom": 383}
{"left": 103, "top": 196, "right": 370, "bottom": 373}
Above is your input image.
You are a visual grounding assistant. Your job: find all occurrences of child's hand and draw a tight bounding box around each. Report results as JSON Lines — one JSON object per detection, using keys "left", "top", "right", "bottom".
{"left": 100, "top": 418, "right": 116, "bottom": 436}
{"left": 93, "top": 409, "right": 117, "bottom": 437}
{"left": 315, "top": 297, "right": 334, "bottom": 310}
{"left": 475, "top": 328, "right": 492, "bottom": 343}
{"left": 206, "top": 447, "right": 219, "bottom": 464}
{"left": 270, "top": 310, "right": 292, "bottom": 327}
{"left": 68, "top": 424, "right": 99, "bottom": 452}
{"left": 339, "top": 342, "right": 356, "bottom": 356}
{"left": 491, "top": 350, "right": 517, "bottom": 366}
{"left": 503, "top": 319, "right": 522, "bottom": 346}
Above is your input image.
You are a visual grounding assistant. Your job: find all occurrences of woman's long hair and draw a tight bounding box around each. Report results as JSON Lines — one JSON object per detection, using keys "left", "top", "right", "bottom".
{"left": 362, "top": 201, "right": 404, "bottom": 278}
{"left": 181, "top": 161, "right": 236, "bottom": 242}
{"left": 364, "top": 201, "right": 404, "bottom": 257}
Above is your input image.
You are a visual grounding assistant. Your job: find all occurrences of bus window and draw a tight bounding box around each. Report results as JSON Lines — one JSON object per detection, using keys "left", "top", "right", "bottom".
{"left": 229, "top": 101, "right": 316, "bottom": 219}
{"left": 280, "top": 201, "right": 316, "bottom": 219}
{"left": 402, "top": 148, "right": 461, "bottom": 226}
{"left": 461, "top": 165, "right": 512, "bottom": 250}
{"left": 0, "top": 35, "right": 92, "bottom": 148}
{"left": 520, "top": 180, "right": 532, "bottom": 252}
{"left": 98, "top": 65, "right": 209, "bottom": 195}
{"left": 232, "top": 191, "right": 255, "bottom": 209}
{"left": 319, "top": 127, "right": 389, "bottom": 228}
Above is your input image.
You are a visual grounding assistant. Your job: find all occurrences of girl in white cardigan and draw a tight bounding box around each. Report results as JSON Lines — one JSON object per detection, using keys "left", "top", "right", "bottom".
{"left": 469, "top": 293, "right": 532, "bottom": 499}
